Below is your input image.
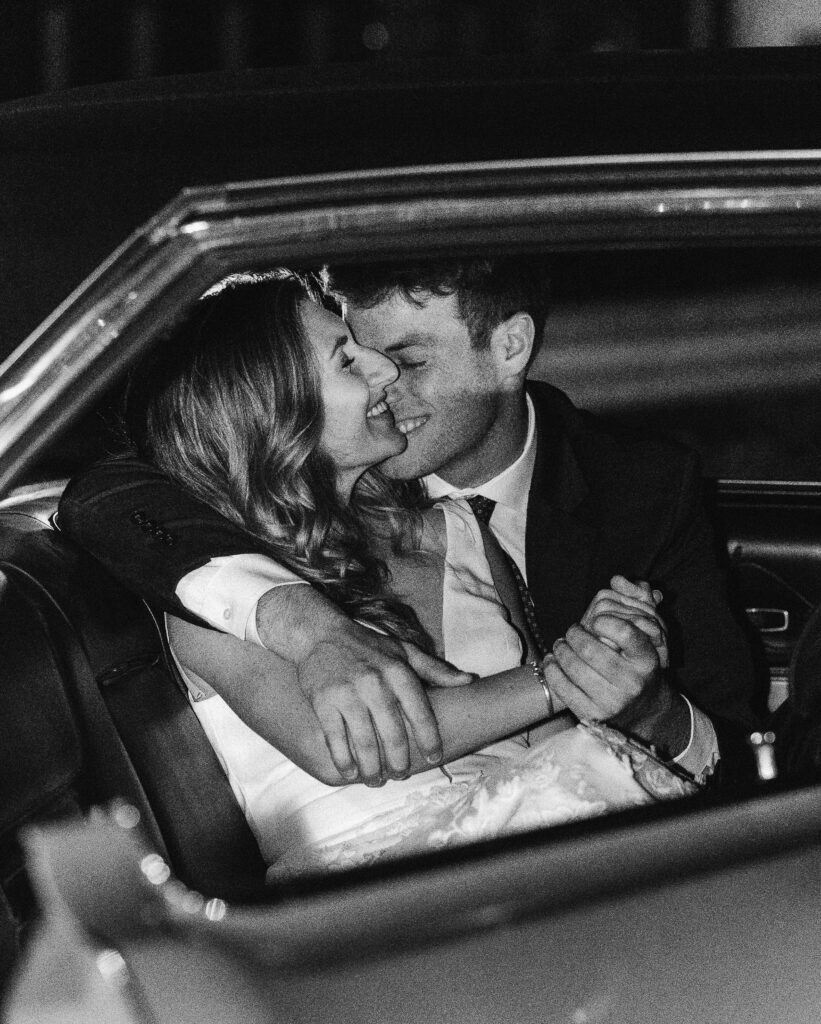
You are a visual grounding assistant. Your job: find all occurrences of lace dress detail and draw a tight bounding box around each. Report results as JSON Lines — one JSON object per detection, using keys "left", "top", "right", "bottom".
{"left": 267, "top": 722, "right": 690, "bottom": 881}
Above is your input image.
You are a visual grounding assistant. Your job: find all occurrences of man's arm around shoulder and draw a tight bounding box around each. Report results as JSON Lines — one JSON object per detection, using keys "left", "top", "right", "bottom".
{"left": 58, "top": 454, "right": 270, "bottom": 615}
{"left": 58, "top": 454, "right": 473, "bottom": 783}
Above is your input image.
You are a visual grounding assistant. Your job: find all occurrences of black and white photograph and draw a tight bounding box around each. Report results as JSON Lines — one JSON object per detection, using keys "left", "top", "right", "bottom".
{"left": 1, "top": 2, "right": 821, "bottom": 1021}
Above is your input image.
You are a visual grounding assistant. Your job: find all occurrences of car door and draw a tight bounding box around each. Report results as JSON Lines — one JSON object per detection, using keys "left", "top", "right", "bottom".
{"left": 718, "top": 480, "right": 821, "bottom": 711}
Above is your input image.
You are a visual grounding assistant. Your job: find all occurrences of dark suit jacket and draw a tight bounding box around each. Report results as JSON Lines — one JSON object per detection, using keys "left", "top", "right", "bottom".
{"left": 58, "top": 382, "right": 761, "bottom": 777}
{"left": 770, "top": 603, "right": 821, "bottom": 780}
{"left": 525, "top": 383, "right": 758, "bottom": 732}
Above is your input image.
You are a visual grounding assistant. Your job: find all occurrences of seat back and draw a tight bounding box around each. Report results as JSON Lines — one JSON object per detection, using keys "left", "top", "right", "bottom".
{"left": 0, "top": 566, "right": 87, "bottom": 993}
{"left": 0, "top": 514, "right": 267, "bottom": 989}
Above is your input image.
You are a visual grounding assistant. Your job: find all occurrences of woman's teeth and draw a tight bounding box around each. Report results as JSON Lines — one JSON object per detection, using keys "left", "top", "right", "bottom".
{"left": 366, "top": 399, "right": 390, "bottom": 418}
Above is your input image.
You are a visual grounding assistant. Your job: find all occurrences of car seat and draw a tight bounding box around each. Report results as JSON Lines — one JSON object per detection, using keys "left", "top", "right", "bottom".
{"left": 0, "top": 504, "right": 267, "bottom": 992}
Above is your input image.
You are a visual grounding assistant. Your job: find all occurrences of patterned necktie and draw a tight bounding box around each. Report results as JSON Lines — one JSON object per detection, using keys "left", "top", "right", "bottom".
{"left": 465, "top": 495, "right": 547, "bottom": 659}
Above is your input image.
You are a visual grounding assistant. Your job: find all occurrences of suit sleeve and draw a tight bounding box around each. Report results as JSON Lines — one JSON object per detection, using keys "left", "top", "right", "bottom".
{"left": 57, "top": 455, "right": 274, "bottom": 618}
{"left": 650, "top": 453, "right": 765, "bottom": 785}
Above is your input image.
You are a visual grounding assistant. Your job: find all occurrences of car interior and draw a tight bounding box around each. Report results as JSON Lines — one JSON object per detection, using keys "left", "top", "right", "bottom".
{"left": 1, "top": 240, "right": 821, "bottom": 995}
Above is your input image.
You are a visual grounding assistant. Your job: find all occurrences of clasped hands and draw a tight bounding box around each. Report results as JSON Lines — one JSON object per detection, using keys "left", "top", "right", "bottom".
{"left": 545, "top": 575, "right": 689, "bottom": 759}
{"left": 286, "top": 575, "right": 685, "bottom": 787}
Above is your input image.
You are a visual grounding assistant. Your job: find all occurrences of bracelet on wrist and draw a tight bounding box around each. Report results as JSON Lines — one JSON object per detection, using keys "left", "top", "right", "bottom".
{"left": 528, "top": 659, "right": 554, "bottom": 718}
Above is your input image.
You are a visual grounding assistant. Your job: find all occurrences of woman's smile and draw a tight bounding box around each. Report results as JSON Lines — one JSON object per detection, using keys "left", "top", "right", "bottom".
{"left": 366, "top": 397, "right": 391, "bottom": 419}
{"left": 301, "top": 300, "right": 406, "bottom": 496}
{"left": 364, "top": 394, "right": 404, "bottom": 446}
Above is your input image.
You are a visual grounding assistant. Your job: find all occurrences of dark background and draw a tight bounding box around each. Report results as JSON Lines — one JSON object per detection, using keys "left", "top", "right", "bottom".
{"left": 5, "top": 0, "right": 821, "bottom": 106}
{"left": 0, "top": 0, "right": 722, "bottom": 103}
{"left": 2, "top": 1, "right": 821, "bottom": 483}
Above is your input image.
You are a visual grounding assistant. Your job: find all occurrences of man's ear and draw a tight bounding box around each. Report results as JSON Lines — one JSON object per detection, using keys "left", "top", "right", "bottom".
{"left": 490, "top": 312, "right": 535, "bottom": 381}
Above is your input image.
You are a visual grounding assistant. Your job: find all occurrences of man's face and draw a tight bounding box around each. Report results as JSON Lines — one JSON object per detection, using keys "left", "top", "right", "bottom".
{"left": 344, "top": 292, "right": 509, "bottom": 486}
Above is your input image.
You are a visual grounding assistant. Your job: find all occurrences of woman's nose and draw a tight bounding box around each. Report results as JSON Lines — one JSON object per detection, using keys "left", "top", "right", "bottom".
{"left": 365, "top": 347, "right": 399, "bottom": 388}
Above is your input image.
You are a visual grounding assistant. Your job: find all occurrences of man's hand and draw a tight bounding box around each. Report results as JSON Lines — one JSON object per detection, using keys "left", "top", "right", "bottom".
{"left": 545, "top": 577, "right": 690, "bottom": 759}
{"left": 256, "top": 586, "right": 472, "bottom": 785}
{"left": 580, "top": 575, "right": 669, "bottom": 668}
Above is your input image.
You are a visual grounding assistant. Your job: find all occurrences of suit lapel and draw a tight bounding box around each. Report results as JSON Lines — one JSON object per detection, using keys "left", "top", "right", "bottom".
{"left": 526, "top": 390, "right": 599, "bottom": 644}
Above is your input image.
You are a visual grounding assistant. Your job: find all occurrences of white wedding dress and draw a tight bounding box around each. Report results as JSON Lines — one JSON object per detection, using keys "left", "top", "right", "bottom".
{"left": 175, "top": 501, "right": 692, "bottom": 882}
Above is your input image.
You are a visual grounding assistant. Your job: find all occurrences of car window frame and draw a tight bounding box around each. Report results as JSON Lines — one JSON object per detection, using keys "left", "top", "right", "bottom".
{"left": 4, "top": 150, "right": 821, "bottom": 492}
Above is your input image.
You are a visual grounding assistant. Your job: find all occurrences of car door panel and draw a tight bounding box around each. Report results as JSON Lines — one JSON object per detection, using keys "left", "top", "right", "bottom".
{"left": 717, "top": 481, "right": 821, "bottom": 710}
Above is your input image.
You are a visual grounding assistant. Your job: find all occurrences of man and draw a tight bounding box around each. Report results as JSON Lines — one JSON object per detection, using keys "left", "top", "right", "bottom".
{"left": 58, "top": 258, "right": 759, "bottom": 787}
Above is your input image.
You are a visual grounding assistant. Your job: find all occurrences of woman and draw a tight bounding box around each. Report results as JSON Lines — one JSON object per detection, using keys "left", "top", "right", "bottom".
{"left": 126, "top": 270, "right": 695, "bottom": 880}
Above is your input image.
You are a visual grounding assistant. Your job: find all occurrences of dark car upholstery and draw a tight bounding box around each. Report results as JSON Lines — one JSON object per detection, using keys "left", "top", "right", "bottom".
{"left": 0, "top": 510, "right": 266, "bottom": 990}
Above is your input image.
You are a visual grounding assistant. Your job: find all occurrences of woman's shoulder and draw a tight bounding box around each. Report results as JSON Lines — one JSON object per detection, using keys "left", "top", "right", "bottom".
{"left": 368, "top": 505, "right": 446, "bottom": 562}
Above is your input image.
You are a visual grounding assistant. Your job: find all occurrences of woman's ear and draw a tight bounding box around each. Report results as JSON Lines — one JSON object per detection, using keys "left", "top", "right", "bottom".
{"left": 490, "top": 311, "right": 535, "bottom": 382}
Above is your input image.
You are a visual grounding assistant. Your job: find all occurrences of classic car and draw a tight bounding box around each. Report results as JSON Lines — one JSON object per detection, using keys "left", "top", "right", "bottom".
{"left": 2, "top": 52, "right": 821, "bottom": 1022}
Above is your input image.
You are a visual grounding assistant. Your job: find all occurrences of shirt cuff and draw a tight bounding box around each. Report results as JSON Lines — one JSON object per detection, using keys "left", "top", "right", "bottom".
{"left": 175, "top": 554, "right": 308, "bottom": 643}
{"left": 672, "top": 695, "right": 720, "bottom": 783}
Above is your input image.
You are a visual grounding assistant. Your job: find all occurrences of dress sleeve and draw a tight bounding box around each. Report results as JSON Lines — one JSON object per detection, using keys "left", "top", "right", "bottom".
{"left": 178, "top": 555, "right": 309, "bottom": 641}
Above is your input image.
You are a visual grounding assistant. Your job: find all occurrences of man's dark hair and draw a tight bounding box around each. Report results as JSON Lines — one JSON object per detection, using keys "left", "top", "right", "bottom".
{"left": 324, "top": 257, "right": 551, "bottom": 356}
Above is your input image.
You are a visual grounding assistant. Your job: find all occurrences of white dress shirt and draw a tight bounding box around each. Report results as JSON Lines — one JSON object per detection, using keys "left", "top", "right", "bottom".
{"left": 425, "top": 394, "right": 538, "bottom": 582}
{"left": 173, "top": 395, "right": 717, "bottom": 780}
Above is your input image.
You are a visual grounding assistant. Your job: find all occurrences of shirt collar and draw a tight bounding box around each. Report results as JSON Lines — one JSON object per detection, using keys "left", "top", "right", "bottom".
{"left": 424, "top": 394, "right": 537, "bottom": 512}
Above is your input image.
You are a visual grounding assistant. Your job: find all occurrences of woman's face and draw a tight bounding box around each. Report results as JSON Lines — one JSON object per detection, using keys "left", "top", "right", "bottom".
{"left": 301, "top": 299, "right": 406, "bottom": 498}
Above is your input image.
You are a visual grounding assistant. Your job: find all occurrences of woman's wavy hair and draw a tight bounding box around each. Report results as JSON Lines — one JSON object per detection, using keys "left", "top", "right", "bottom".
{"left": 123, "top": 270, "right": 431, "bottom": 649}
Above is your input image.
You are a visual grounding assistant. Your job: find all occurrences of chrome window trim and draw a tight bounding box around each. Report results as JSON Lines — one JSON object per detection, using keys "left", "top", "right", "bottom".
{"left": 3, "top": 152, "right": 821, "bottom": 493}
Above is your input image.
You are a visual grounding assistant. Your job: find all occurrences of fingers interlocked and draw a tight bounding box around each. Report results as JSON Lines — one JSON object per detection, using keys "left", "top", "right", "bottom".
{"left": 545, "top": 575, "right": 668, "bottom": 724}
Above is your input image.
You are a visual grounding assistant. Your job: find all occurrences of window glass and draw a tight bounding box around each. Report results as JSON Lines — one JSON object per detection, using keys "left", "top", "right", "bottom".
{"left": 534, "top": 246, "right": 821, "bottom": 481}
